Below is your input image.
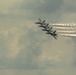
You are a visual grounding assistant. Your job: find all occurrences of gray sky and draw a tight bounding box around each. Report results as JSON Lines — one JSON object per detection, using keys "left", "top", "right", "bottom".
{"left": 0, "top": 0, "right": 76, "bottom": 75}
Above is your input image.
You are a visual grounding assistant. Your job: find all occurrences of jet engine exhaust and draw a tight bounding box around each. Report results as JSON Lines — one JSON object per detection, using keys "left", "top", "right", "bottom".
{"left": 57, "top": 31, "right": 76, "bottom": 34}
{"left": 49, "top": 23, "right": 76, "bottom": 27}
{"left": 52, "top": 26, "right": 76, "bottom": 30}
{"left": 49, "top": 23, "right": 76, "bottom": 37}
{"left": 59, "top": 34, "right": 76, "bottom": 37}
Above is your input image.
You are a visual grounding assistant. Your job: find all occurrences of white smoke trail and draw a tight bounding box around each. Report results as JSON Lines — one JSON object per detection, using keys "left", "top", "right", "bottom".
{"left": 57, "top": 31, "right": 76, "bottom": 33}
{"left": 49, "top": 23, "right": 76, "bottom": 37}
{"left": 52, "top": 26, "right": 76, "bottom": 29}
{"left": 59, "top": 34, "right": 76, "bottom": 37}
{"left": 49, "top": 23, "right": 76, "bottom": 27}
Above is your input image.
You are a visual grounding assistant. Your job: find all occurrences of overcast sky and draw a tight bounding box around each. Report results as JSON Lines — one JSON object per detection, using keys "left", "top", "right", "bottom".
{"left": 0, "top": 0, "right": 76, "bottom": 75}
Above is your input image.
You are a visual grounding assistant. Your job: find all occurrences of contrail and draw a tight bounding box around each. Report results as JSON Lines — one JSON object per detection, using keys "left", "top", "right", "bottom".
{"left": 59, "top": 34, "right": 76, "bottom": 37}
{"left": 49, "top": 23, "right": 76, "bottom": 37}
{"left": 57, "top": 31, "right": 76, "bottom": 33}
{"left": 49, "top": 23, "right": 76, "bottom": 27}
{"left": 53, "top": 27, "right": 76, "bottom": 30}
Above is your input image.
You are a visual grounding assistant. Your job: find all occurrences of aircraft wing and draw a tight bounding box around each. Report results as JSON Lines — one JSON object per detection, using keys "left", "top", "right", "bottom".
{"left": 43, "top": 20, "right": 46, "bottom": 23}
{"left": 54, "top": 36, "right": 57, "bottom": 39}
{"left": 53, "top": 30, "right": 56, "bottom": 33}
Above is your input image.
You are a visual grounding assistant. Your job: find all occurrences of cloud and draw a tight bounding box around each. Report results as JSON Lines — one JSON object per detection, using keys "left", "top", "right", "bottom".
{"left": 38, "top": 36, "right": 74, "bottom": 67}
{"left": 0, "top": 20, "right": 36, "bottom": 59}
{"left": 0, "top": 67, "right": 76, "bottom": 75}
{"left": 0, "top": 0, "right": 24, "bottom": 14}
{"left": 0, "top": 0, "right": 64, "bottom": 20}
{"left": 0, "top": 1, "right": 76, "bottom": 75}
{"left": 16, "top": 0, "right": 64, "bottom": 19}
{"left": 0, "top": 20, "right": 45, "bottom": 69}
{"left": 62, "top": 0, "right": 76, "bottom": 12}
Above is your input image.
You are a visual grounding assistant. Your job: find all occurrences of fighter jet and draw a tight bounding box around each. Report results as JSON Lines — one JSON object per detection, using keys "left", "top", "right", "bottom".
{"left": 46, "top": 29, "right": 58, "bottom": 39}
{"left": 35, "top": 18, "right": 46, "bottom": 27}
{"left": 42, "top": 24, "right": 52, "bottom": 31}
{"left": 35, "top": 18, "right": 58, "bottom": 39}
{"left": 43, "top": 23, "right": 49, "bottom": 28}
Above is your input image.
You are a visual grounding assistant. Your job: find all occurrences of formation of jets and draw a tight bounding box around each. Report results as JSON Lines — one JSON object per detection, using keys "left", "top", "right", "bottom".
{"left": 35, "top": 18, "right": 58, "bottom": 39}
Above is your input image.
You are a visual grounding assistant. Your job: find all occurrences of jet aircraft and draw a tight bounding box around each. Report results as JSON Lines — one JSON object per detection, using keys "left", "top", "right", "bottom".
{"left": 42, "top": 25, "right": 52, "bottom": 31}
{"left": 35, "top": 18, "right": 58, "bottom": 39}
{"left": 35, "top": 18, "right": 46, "bottom": 27}
{"left": 46, "top": 29, "right": 58, "bottom": 39}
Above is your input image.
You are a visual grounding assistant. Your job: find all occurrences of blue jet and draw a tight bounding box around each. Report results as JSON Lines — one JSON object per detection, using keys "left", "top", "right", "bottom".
{"left": 46, "top": 29, "right": 58, "bottom": 39}
{"left": 35, "top": 18, "right": 46, "bottom": 27}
